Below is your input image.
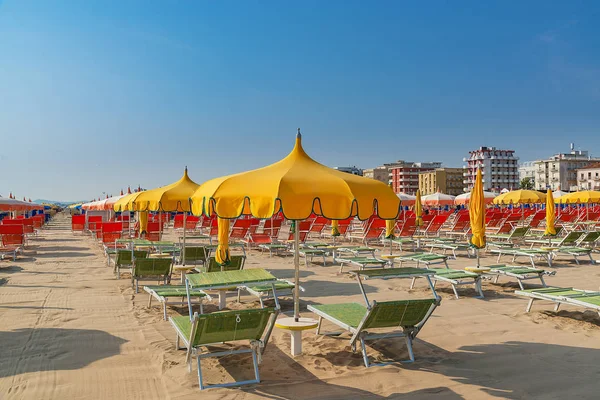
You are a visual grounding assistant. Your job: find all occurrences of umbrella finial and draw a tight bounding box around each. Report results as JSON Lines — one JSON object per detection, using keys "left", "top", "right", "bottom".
{"left": 297, "top": 128, "right": 301, "bottom": 139}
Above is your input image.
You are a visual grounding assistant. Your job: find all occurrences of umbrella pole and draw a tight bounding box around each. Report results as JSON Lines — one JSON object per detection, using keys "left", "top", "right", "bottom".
{"left": 159, "top": 211, "right": 162, "bottom": 240}
{"left": 476, "top": 248, "right": 480, "bottom": 268}
{"left": 294, "top": 220, "right": 300, "bottom": 321}
{"left": 182, "top": 212, "right": 187, "bottom": 266}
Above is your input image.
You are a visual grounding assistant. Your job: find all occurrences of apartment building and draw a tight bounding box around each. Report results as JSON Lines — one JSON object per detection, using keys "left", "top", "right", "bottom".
{"left": 533, "top": 145, "right": 600, "bottom": 191}
{"left": 362, "top": 166, "right": 389, "bottom": 184}
{"left": 577, "top": 162, "right": 600, "bottom": 191}
{"left": 419, "top": 168, "right": 464, "bottom": 196}
{"left": 389, "top": 161, "right": 442, "bottom": 195}
{"left": 463, "top": 147, "right": 519, "bottom": 193}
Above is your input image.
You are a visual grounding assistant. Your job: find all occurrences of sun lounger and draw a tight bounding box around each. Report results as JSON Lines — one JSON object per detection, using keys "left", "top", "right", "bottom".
{"left": 488, "top": 264, "right": 554, "bottom": 290}
{"left": 348, "top": 267, "right": 439, "bottom": 302}
{"left": 308, "top": 298, "right": 439, "bottom": 367}
{"left": 398, "top": 252, "right": 449, "bottom": 269}
{"left": 294, "top": 246, "right": 327, "bottom": 266}
{"left": 185, "top": 269, "right": 281, "bottom": 314}
{"left": 423, "top": 268, "right": 484, "bottom": 299}
{"left": 144, "top": 285, "right": 210, "bottom": 320}
{"left": 489, "top": 247, "right": 553, "bottom": 268}
{"left": 553, "top": 247, "right": 596, "bottom": 265}
{"left": 170, "top": 307, "right": 279, "bottom": 389}
{"left": 525, "top": 231, "right": 583, "bottom": 247}
{"left": 515, "top": 286, "right": 600, "bottom": 316}
{"left": 114, "top": 250, "right": 148, "bottom": 279}
{"left": 427, "top": 241, "right": 474, "bottom": 259}
{"left": 196, "top": 255, "right": 246, "bottom": 273}
{"left": 237, "top": 280, "right": 302, "bottom": 307}
{"left": 337, "top": 246, "right": 376, "bottom": 257}
{"left": 335, "top": 256, "right": 387, "bottom": 273}
{"left": 487, "top": 226, "right": 529, "bottom": 243}
{"left": 177, "top": 246, "right": 208, "bottom": 266}
{"left": 132, "top": 258, "right": 172, "bottom": 293}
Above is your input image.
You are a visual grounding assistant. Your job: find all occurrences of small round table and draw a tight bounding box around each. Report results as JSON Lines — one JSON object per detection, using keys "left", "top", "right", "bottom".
{"left": 465, "top": 266, "right": 491, "bottom": 274}
{"left": 173, "top": 265, "right": 197, "bottom": 284}
{"left": 379, "top": 254, "right": 402, "bottom": 267}
{"left": 275, "top": 317, "right": 318, "bottom": 356}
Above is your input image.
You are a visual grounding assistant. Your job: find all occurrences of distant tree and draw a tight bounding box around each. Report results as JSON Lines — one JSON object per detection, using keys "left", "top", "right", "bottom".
{"left": 520, "top": 177, "right": 534, "bottom": 190}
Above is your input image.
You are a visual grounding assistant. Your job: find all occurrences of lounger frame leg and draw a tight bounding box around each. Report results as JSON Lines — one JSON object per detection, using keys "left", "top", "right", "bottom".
{"left": 196, "top": 347, "right": 260, "bottom": 390}
{"left": 525, "top": 298, "right": 534, "bottom": 312}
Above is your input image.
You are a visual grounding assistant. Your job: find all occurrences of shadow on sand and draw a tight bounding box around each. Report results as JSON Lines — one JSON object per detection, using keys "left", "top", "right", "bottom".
{"left": 0, "top": 328, "right": 127, "bottom": 378}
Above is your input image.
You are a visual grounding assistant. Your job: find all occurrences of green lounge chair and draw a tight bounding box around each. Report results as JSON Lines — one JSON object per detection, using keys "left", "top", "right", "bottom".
{"left": 488, "top": 264, "right": 555, "bottom": 290}
{"left": 238, "top": 279, "right": 302, "bottom": 307}
{"left": 114, "top": 250, "right": 148, "bottom": 279}
{"left": 489, "top": 247, "right": 553, "bottom": 268}
{"left": 294, "top": 247, "right": 327, "bottom": 266}
{"left": 487, "top": 226, "right": 529, "bottom": 243}
{"left": 427, "top": 241, "right": 474, "bottom": 259}
{"left": 576, "top": 231, "right": 600, "bottom": 247}
{"left": 515, "top": 286, "right": 600, "bottom": 316}
{"left": 398, "top": 252, "right": 449, "bottom": 269}
{"left": 425, "top": 268, "right": 484, "bottom": 299}
{"left": 525, "top": 231, "right": 584, "bottom": 247}
{"left": 185, "top": 269, "right": 281, "bottom": 314}
{"left": 553, "top": 246, "right": 596, "bottom": 265}
{"left": 308, "top": 298, "right": 439, "bottom": 367}
{"left": 132, "top": 258, "right": 172, "bottom": 293}
{"left": 197, "top": 255, "right": 246, "bottom": 273}
{"left": 335, "top": 256, "right": 387, "bottom": 273}
{"left": 144, "top": 285, "right": 210, "bottom": 320}
{"left": 170, "top": 307, "right": 279, "bottom": 390}
{"left": 177, "top": 246, "right": 208, "bottom": 266}
{"left": 337, "top": 246, "right": 376, "bottom": 258}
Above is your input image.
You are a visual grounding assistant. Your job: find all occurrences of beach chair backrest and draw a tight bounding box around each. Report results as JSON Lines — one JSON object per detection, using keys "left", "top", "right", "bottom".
{"left": 561, "top": 231, "right": 584, "bottom": 245}
{"left": 72, "top": 215, "right": 86, "bottom": 232}
{"left": 116, "top": 250, "right": 148, "bottom": 266}
{"left": 192, "top": 308, "right": 276, "bottom": 346}
{"left": 2, "top": 234, "right": 24, "bottom": 247}
{"left": 510, "top": 227, "right": 529, "bottom": 238}
{"left": 398, "top": 219, "right": 417, "bottom": 237}
{"left": 230, "top": 219, "right": 252, "bottom": 240}
{"left": 425, "top": 215, "right": 448, "bottom": 234}
{"left": 205, "top": 255, "right": 246, "bottom": 272}
{"left": 184, "top": 246, "right": 208, "bottom": 262}
{"left": 580, "top": 231, "right": 600, "bottom": 244}
{"left": 362, "top": 299, "right": 437, "bottom": 329}
{"left": 263, "top": 218, "right": 282, "bottom": 238}
{"left": 133, "top": 258, "right": 172, "bottom": 278}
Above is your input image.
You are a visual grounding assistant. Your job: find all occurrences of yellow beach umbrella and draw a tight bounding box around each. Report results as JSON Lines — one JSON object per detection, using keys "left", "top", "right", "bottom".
{"left": 414, "top": 190, "right": 423, "bottom": 227}
{"left": 558, "top": 190, "right": 600, "bottom": 204}
{"left": 190, "top": 131, "right": 401, "bottom": 320}
{"left": 544, "top": 189, "right": 556, "bottom": 236}
{"left": 134, "top": 168, "right": 199, "bottom": 212}
{"left": 134, "top": 168, "right": 200, "bottom": 262}
{"left": 469, "top": 169, "right": 486, "bottom": 250}
{"left": 493, "top": 190, "right": 546, "bottom": 205}
{"left": 113, "top": 192, "right": 144, "bottom": 212}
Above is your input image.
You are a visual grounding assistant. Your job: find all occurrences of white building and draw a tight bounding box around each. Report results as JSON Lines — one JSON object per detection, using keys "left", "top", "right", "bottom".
{"left": 463, "top": 147, "right": 519, "bottom": 193}
{"left": 518, "top": 161, "right": 536, "bottom": 187}
{"left": 533, "top": 145, "right": 600, "bottom": 191}
{"left": 577, "top": 162, "right": 600, "bottom": 191}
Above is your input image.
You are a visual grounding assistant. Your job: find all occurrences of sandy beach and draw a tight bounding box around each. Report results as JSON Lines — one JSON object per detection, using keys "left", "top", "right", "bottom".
{"left": 1, "top": 212, "right": 600, "bottom": 399}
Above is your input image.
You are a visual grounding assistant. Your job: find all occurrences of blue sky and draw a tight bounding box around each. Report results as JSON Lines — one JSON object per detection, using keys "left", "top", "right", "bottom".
{"left": 1, "top": 1, "right": 599, "bottom": 201}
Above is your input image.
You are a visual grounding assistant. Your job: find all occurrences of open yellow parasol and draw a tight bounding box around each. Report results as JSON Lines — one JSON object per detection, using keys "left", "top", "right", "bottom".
{"left": 493, "top": 190, "right": 546, "bottom": 205}
{"left": 557, "top": 190, "right": 600, "bottom": 204}
{"left": 190, "top": 131, "right": 400, "bottom": 319}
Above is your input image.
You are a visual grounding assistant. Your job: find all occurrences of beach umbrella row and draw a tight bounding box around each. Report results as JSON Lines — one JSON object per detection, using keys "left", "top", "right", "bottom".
{"left": 0, "top": 197, "right": 42, "bottom": 211}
